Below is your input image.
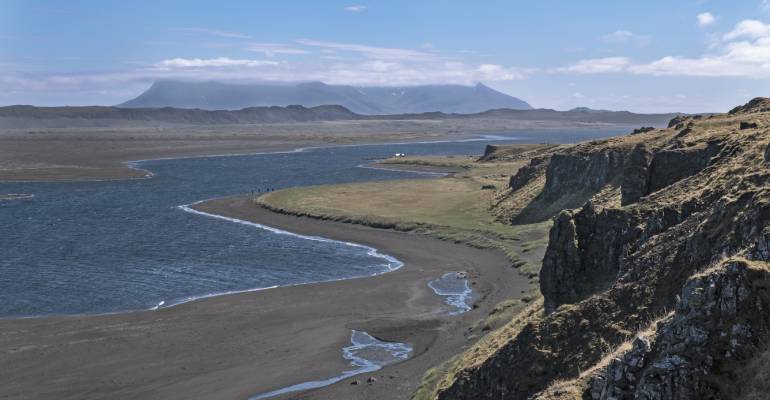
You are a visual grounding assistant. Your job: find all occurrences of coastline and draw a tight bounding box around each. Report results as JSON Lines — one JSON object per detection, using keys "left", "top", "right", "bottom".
{"left": 0, "top": 134, "right": 487, "bottom": 183}
{"left": 0, "top": 196, "right": 530, "bottom": 400}
{"left": 0, "top": 127, "right": 507, "bottom": 183}
{"left": 0, "top": 121, "right": 630, "bottom": 183}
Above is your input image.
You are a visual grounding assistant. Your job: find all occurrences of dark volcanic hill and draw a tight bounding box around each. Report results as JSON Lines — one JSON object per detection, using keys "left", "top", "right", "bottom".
{"left": 118, "top": 80, "right": 533, "bottom": 114}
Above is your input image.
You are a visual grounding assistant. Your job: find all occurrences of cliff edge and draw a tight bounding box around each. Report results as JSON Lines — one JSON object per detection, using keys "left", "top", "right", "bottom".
{"left": 427, "top": 98, "right": 770, "bottom": 400}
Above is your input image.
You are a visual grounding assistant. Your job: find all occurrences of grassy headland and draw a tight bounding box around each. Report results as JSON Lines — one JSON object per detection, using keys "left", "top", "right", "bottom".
{"left": 258, "top": 145, "right": 553, "bottom": 286}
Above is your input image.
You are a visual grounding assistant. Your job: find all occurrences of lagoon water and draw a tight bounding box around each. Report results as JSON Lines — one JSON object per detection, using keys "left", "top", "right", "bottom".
{"left": 0, "top": 128, "right": 623, "bottom": 318}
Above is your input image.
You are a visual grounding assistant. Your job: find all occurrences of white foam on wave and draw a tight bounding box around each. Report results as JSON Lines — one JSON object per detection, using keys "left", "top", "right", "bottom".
{"left": 428, "top": 272, "right": 473, "bottom": 315}
{"left": 149, "top": 300, "right": 165, "bottom": 310}
{"left": 250, "top": 330, "right": 412, "bottom": 399}
{"left": 148, "top": 202, "right": 404, "bottom": 311}
{"left": 178, "top": 201, "right": 402, "bottom": 271}
{"left": 0, "top": 193, "right": 35, "bottom": 201}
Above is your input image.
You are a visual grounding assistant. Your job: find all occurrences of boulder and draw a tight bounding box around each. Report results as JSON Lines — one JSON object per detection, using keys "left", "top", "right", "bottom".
{"left": 740, "top": 121, "right": 758, "bottom": 130}
{"left": 631, "top": 126, "right": 655, "bottom": 135}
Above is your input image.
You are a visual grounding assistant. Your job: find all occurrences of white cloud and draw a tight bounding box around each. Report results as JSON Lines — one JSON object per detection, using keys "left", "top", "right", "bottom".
{"left": 554, "top": 57, "right": 631, "bottom": 74}
{"left": 247, "top": 43, "right": 310, "bottom": 57}
{"left": 629, "top": 19, "right": 770, "bottom": 77}
{"left": 155, "top": 57, "right": 278, "bottom": 68}
{"left": 172, "top": 28, "right": 251, "bottom": 39}
{"left": 476, "top": 64, "right": 527, "bottom": 80}
{"left": 555, "top": 19, "right": 770, "bottom": 78}
{"left": 697, "top": 12, "right": 716, "bottom": 27}
{"left": 296, "top": 39, "right": 434, "bottom": 61}
{"left": 3, "top": 36, "right": 536, "bottom": 100}
{"left": 311, "top": 61, "right": 530, "bottom": 85}
{"left": 2, "top": 57, "right": 532, "bottom": 98}
{"left": 601, "top": 30, "right": 652, "bottom": 46}
{"left": 723, "top": 19, "right": 770, "bottom": 40}
{"left": 344, "top": 5, "right": 366, "bottom": 12}
{"left": 627, "top": 56, "right": 763, "bottom": 77}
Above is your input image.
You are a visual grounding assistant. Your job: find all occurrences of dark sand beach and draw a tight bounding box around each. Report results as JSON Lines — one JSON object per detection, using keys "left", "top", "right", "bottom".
{"left": 0, "top": 196, "right": 530, "bottom": 400}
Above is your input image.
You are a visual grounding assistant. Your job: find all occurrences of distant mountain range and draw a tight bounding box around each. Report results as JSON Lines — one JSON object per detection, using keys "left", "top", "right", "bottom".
{"left": 118, "top": 80, "right": 533, "bottom": 114}
{"left": 0, "top": 104, "right": 681, "bottom": 129}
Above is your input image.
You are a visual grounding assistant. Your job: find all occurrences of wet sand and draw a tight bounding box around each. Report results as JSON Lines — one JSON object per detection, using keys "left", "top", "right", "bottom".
{"left": 0, "top": 196, "right": 531, "bottom": 400}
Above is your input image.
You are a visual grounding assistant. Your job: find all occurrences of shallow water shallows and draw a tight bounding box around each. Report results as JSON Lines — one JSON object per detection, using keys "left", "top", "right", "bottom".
{"left": 0, "top": 128, "right": 624, "bottom": 318}
{"left": 251, "top": 330, "right": 412, "bottom": 399}
{"left": 428, "top": 272, "right": 473, "bottom": 315}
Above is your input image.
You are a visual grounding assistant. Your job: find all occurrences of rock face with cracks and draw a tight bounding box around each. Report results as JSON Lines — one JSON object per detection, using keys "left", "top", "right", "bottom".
{"left": 432, "top": 98, "right": 770, "bottom": 400}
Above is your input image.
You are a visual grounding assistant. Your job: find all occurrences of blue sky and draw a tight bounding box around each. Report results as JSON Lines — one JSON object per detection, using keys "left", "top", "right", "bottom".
{"left": 2, "top": 0, "right": 770, "bottom": 112}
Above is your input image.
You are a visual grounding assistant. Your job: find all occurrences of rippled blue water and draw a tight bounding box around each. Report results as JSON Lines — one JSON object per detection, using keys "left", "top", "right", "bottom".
{"left": 0, "top": 128, "right": 623, "bottom": 318}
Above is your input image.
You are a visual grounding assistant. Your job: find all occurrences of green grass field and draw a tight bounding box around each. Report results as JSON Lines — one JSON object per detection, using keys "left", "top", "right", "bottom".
{"left": 258, "top": 154, "right": 550, "bottom": 279}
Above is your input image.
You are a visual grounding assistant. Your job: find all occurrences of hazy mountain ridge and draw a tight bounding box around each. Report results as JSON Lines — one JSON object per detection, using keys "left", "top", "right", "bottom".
{"left": 0, "top": 104, "right": 359, "bottom": 127}
{"left": 0, "top": 104, "right": 679, "bottom": 129}
{"left": 118, "top": 80, "right": 533, "bottom": 114}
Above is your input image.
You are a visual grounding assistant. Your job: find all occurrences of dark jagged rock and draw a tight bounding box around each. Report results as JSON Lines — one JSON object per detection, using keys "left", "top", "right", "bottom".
{"left": 589, "top": 260, "right": 770, "bottom": 400}
{"left": 589, "top": 337, "right": 651, "bottom": 400}
{"left": 541, "top": 151, "right": 625, "bottom": 201}
{"left": 540, "top": 211, "right": 581, "bottom": 313}
{"left": 647, "top": 141, "right": 720, "bottom": 193}
{"left": 667, "top": 115, "right": 687, "bottom": 128}
{"left": 540, "top": 203, "right": 639, "bottom": 313}
{"left": 434, "top": 98, "right": 770, "bottom": 400}
{"left": 728, "top": 97, "right": 770, "bottom": 114}
{"left": 481, "top": 145, "right": 498, "bottom": 160}
{"left": 631, "top": 126, "right": 655, "bottom": 135}
{"left": 740, "top": 121, "right": 758, "bottom": 130}
{"left": 621, "top": 144, "right": 652, "bottom": 205}
{"left": 508, "top": 157, "right": 548, "bottom": 191}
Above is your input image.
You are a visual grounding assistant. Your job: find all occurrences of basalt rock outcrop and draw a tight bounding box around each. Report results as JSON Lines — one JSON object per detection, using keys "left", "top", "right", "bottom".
{"left": 508, "top": 156, "right": 548, "bottom": 192}
{"left": 431, "top": 98, "right": 770, "bottom": 400}
{"left": 620, "top": 144, "right": 652, "bottom": 205}
{"left": 589, "top": 260, "right": 770, "bottom": 400}
{"left": 647, "top": 141, "right": 721, "bottom": 193}
{"left": 541, "top": 150, "right": 625, "bottom": 201}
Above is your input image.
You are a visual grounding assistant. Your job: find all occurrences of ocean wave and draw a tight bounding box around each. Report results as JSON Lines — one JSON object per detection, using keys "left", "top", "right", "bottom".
{"left": 146, "top": 202, "right": 405, "bottom": 312}
{"left": 178, "top": 202, "right": 402, "bottom": 271}
{"left": 0, "top": 193, "right": 35, "bottom": 201}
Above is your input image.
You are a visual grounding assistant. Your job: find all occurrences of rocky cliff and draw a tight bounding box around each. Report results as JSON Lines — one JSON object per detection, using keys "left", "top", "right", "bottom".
{"left": 429, "top": 98, "right": 770, "bottom": 400}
